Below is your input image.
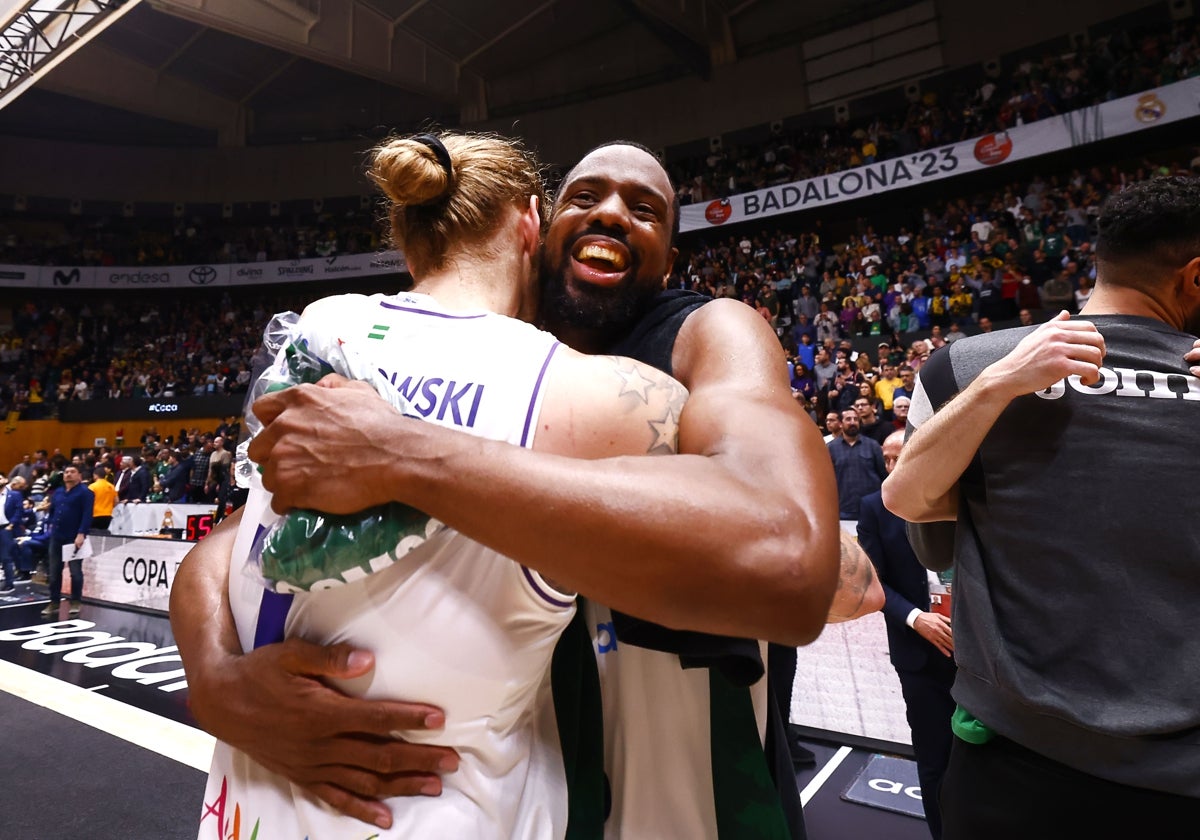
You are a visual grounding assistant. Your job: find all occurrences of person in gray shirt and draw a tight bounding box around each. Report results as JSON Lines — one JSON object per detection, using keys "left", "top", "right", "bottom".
{"left": 883, "top": 175, "right": 1200, "bottom": 838}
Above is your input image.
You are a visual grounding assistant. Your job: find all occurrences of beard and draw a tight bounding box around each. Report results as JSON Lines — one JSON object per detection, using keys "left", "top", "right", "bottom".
{"left": 538, "top": 240, "right": 657, "bottom": 339}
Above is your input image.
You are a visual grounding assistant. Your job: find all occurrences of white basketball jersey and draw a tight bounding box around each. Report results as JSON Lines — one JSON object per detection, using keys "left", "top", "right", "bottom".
{"left": 202, "top": 292, "right": 574, "bottom": 840}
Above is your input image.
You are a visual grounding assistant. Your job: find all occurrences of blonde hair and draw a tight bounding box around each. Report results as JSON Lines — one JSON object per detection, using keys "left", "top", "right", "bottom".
{"left": 367, "top": 131, "right": 546, "bottom": 274}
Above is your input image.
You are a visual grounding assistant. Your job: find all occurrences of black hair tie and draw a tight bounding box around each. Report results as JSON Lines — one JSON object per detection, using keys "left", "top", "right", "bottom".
{"left": 412, "top": 133, "right": 453, "bottom": 178}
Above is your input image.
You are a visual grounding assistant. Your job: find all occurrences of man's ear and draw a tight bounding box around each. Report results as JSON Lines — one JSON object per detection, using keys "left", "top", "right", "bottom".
{"left": 660, "top": 246, "right": 679, "bottom": 288}
{"left": 518, "top": 195, "right": 541, "bottom": 261}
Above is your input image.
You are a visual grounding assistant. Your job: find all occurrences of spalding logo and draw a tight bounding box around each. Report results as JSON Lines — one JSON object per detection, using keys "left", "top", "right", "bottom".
{"left": 973, "top": 132, "right": 1013, "bottom": 166}
{"left": 704, "top": 199, "right": 732, "bottom": 226}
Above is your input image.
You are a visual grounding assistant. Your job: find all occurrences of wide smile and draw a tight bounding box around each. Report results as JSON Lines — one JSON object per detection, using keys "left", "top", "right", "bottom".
{"left": 569, "top": 236, "right": 631, "bottom": 287}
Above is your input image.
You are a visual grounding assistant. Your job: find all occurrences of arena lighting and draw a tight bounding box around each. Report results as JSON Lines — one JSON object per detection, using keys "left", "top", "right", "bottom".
{"left": 0, "top": 0, "right": 143, "bottom": 112}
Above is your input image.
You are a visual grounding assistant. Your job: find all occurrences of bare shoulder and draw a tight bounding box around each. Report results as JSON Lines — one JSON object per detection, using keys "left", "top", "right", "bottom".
{"left": 673, "top": 297, "right": 791, "bottom": 393}
{"left": 534, "top": 346, "right": 688, "bottom": 459}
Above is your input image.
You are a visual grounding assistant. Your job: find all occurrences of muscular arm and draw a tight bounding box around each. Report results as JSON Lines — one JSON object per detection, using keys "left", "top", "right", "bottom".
{"left": 170, "top": 508, "right": 458, "bottom": 830}
{"left": 826, "top": 528, "right": 884, "bottom": 623}
{"left": 252, "top": 301, "right": 841, "bottom": 645}
{"left": 882, "top": 312, "right": 1105, "bottom": 522}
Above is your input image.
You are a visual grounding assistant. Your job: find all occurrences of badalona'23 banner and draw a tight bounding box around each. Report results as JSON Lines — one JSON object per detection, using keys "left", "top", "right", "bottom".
{"left": 680, "top": 76, "right": 1200, "bottom": 233}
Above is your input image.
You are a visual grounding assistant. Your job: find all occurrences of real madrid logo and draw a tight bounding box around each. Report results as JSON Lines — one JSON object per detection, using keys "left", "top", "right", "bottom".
{"left": 1135, "top": 93, "right": 1166, "bottom": 124}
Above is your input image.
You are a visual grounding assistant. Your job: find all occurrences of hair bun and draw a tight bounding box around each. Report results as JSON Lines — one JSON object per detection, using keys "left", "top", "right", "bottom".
{"left": 368, "top": 138, "right": 452, "bottom": 207}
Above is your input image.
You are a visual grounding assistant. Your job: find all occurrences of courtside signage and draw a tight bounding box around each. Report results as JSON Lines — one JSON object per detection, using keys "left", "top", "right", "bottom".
{"left": 0, "top": 251, "right": 409, "bottom": 289}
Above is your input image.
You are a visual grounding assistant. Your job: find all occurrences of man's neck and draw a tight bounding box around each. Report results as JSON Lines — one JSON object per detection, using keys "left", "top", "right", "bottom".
{"left": 544, "top": 322, "right": 612, "bottom": 354}
{"left": 1080, "top": 280, "right": 1181, "bottom": 329}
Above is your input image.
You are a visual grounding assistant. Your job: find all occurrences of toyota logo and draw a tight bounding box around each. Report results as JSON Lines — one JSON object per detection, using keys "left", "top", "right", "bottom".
{"left": 189, "top": 266, "right": 218, "bottom": 285}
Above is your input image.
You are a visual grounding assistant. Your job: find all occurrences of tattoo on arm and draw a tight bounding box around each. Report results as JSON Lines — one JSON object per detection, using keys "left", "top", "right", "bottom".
{"left": 604, "top": 357, "right": 688, "bottom": 455}
{"left": 830, "top": 530, "right": 876, "bottom": 620}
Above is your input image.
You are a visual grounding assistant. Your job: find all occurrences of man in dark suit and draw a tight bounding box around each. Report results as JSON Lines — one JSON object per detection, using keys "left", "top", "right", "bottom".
{"left": 161, "top": 449, "right": 192, "bottom": 503}
{"left": 112, "top": 456, "right": 132, "bottom": 500}
{"left": 858, "top": 430, "right": 956, "bottom": 840}
{"left": 125, "top": 456, "right": 151, "bottom": 503}
{"left": 0, "top": 476, "right": 27, "bottom": 593}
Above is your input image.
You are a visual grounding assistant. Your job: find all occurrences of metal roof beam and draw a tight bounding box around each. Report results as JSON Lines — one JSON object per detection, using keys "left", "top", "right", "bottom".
{"left": 0, "top": 0, "right": 146, "bottom": 111}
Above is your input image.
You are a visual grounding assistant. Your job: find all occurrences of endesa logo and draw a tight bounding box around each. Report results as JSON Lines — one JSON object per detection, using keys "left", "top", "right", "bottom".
{"left": 704, "top": 199, "right": 733, "bottom": 226}
{"left": 148, "top": 403, "right": 179, "bottom": 413}
{"left": 109, "top": 270, "right": 170, "bottom": 285}
{"left": 973, "top": 132, "right": 1013, "bottom": 166}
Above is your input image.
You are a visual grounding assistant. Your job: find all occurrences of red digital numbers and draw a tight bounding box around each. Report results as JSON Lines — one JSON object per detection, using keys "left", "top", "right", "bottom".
{"left": 185, "top": 513, "right": 214, "bottom": 541}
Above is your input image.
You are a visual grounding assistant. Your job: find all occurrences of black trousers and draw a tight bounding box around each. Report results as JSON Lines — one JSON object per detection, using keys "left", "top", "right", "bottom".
{"left": 896, "top": 656, "right": 957, "bottom": 840}
{"left": 941, "top": 734, "right": 1200, "bottom": 840}
{"left": 767, "top": 642, "right": 797, "bottom": 725}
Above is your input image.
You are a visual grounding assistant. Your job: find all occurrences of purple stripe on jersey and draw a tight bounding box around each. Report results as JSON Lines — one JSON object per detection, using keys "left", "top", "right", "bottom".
{"left": 251, "top": 522, "right": 293, "bottom": 649}
{"left": 379, "top": 301, "right": 488, "bottom": 320}
{"left": 522, "top": 565, "right": 573, "bottom": 608}
{"left": 520, "top": 341, "right": 562, "bottom": 447}
{"left": 253, "top": 589, "right": 294, "bottom": 649}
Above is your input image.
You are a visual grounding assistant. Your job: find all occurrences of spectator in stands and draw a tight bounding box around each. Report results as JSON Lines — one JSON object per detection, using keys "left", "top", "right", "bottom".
{"left": 146, "top": 475, "right": 167, "bottom": 503}
{"left": 189, "top": 437, "right": 213, "bottom": 503}
{"left": 89, "top": 465, "right": 117, "bottom": 531}
{"left": 828, "top": 407, "right": 887, "bottom": 520}
{"left": 891, "top": 396, "right": 911, "bottom": 431}
{"left": 161, "top": 449, "right": 191, "bottom": 503}
{"left": 123, "top": 456, "right": 151, "bottom": 503}
{"left": 1075, "top": 275, "right": 1095, "bottom": 311}
{"left": 1040, "top": 269, "right": 1076, "bottom": 312}
{"left": 206, "top": 436, "right": 233, "bottom": 521}
{"left": 41, "top": 465, "right": 93, "bottom": 617}
{"left": 822, "top": 411, "right": 843, "bottom": 444}
{"left": 7, "top": 454, "right": 33, "bottom": 484}
{"left": 854, "top": 396, "right": 892, "bottom": 445}
{"left": 111, "top": 456, "right": 131, "bottom": 500}
{"left": 894, "top": 365, "right": 917, "bottom": 402}
{"left": 0, "top": 476, "right": 25, "bottom": 593}
{"left": 28, "top": 466, "right": 49, "bottom": 501}
{"left": 14, "top": 495, "right": 49, "bottom": 582}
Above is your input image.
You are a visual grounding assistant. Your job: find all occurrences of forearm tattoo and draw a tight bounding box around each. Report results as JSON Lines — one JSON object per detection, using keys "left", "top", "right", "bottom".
{"left": 833, "top": 530, "right": 876, "bottom": 618}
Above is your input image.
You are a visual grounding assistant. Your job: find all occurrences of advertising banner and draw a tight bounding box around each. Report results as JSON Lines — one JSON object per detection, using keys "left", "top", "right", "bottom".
{"left": 56, "top": 394, "right": 245, "bottom": 423}
{"left": 0, "top": 251, "right": 408, "bottom": 290}
{"left": 81, "top": 534, "right": 194, "bottom": 614}
{"left": 679, "top": 76, "right": 1200, "bottom": 232}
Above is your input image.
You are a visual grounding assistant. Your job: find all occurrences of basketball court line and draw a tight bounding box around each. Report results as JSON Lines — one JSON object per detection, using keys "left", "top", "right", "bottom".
{"left": 800, "top": 745, "right": 854, "bottom": 805}
{"left": 0, "top": 657, "right": 214, "bottom": 771}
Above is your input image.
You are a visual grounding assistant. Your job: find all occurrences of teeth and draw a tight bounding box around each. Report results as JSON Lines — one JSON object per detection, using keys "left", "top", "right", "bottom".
{"left": 576, "top": 243, "right": 627, "bottom": 270}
